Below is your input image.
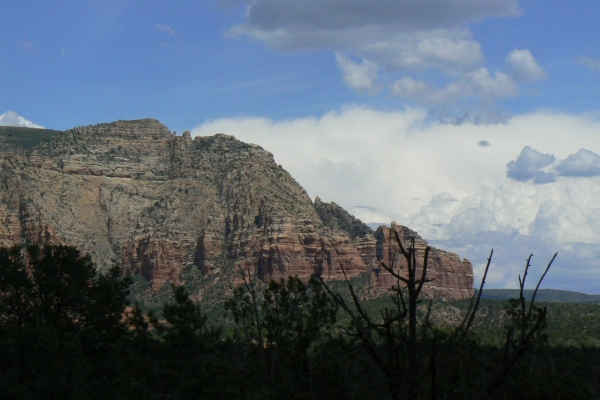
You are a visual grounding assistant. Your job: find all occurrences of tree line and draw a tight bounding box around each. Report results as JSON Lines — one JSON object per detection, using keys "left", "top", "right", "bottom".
{"left": 0, "top": 239, "right": 597, "bottom": 399}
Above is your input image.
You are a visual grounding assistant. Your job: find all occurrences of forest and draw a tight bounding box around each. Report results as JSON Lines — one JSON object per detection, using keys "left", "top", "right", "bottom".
{"left": 0, "top": 241, "right": 599, "bottom": 400}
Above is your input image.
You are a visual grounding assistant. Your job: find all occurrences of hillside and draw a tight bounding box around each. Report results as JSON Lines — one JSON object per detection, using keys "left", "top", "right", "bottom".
{"left": 0, "top": 126, "right": 63, "bottom": 151}
{"left": 481, "top": 288, "right": 600, "bottom": 303}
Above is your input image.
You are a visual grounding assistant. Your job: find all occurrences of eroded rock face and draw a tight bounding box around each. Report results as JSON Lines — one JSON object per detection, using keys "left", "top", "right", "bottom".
{"left": 373, "top": 223, "right": 474, "bottom": 299}
{"left": 0, "top": 119, "right": 473, "bottom": 298}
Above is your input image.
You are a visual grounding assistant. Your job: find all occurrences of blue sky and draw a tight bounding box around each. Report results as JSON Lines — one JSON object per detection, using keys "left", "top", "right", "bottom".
{"left": 2, "top": 1, "right": 600, "bottom": 292}
{"left": 1, "top": 0, "right": 599, "bottom": 130}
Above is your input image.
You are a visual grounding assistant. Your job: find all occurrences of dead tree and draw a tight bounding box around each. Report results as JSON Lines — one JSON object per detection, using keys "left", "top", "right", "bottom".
{"left": 320, "top": 227, "right": 557, "bottom": 400}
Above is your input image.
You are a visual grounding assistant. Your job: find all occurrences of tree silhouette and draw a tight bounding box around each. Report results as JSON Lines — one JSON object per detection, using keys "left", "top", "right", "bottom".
{"left": 320, "top": 228, "right": 557, "bottom": 400}
{"left": 0, "top": 244, "right": 131, "bottom": 399}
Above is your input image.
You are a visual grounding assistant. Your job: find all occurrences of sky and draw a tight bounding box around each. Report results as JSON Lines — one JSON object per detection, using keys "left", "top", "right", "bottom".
{"left": 2, "top": 0, "right": 600, "bottom": 292}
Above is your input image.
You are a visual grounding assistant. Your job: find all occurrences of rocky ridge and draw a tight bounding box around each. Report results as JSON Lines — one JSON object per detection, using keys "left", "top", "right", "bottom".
{"left": 0, "top": 119, "right": 474, "bottom": 299}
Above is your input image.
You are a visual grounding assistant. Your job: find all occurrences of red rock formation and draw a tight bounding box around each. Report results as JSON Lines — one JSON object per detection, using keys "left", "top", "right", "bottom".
{"left": 374, "top": 223, "right": 474, "bottom": 299}
{"left": 0, "top": 120, "right": 474, "bottom": 299}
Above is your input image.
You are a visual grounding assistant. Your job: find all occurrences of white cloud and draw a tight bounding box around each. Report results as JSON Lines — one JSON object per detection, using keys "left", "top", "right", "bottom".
{"left": 193, "top": 107, "right": 600, "bottom": 292}
{"left": 193, "top": 107, "right": 600, "bottom": 218}
{"left": 556, "top": 149, "right": 600, "bottom": 177}
{"left": 222, "top": 0, "right": 538, "bottom": 121}
{"left": 224, "top": 0, "right": 514, "bottom": 73}
{"left": 350, "top": 206, "right": 392, "bottom": 225}
{"left": 406, "top": 178, "right": 600, "bottom": 292}
{"left": 228, "top": 22, "right": 485, "bottom": 74}
{"left": 392, "top": 67, "right": 518, "bottom": 104}
{"left": 335, "top": 53, "right": 381, "bottom": 95}
{"left": 223, "top": 0, "right": 519, "bottom": 79}
{"left": 506, "top": 146, "right": 556, "bottom": 183}
{"left": 460, "top": 68, "right": 519, "bottom": 99}
{"left": 447, "top": 207, "right": 518, "bottom": 239}
{"left": 357, "top": 28, "right": 484, "bottom": 73}
{"left": 391, "top": 77, "right": 433, "bottom": 100}
{"left": 0, "top": 111, "right": 44, "bottom": 128}
{"left": 506, "top": 49, "right": 547, "bottom": 82}
{"left": 505, "top": 147, "right": 600, "bottom": 182}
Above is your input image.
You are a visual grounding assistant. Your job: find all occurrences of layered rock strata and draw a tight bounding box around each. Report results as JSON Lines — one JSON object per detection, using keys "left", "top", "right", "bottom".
{"left": 0, "top": 119, "right": 473, "bottom": 299}
{"left": 373, "top": 223, "right": 474, "bottom": 299}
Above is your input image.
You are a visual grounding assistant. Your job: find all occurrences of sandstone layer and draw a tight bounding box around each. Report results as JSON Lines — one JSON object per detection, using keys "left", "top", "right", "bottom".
{"left": 0, "top": 120, "right": 473, "bottom": 299}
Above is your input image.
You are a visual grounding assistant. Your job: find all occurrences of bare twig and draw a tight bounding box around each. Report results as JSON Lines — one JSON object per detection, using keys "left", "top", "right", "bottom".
{"left": 461, "top": 249, "right": 493, "bottom": 333}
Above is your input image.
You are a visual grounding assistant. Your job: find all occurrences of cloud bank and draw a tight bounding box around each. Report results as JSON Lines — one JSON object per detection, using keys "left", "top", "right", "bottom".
{"left": 405, "top": 177, "right": 600, "bottom": 293}
{"left": 0, "top": 111, "right": 44, "bottom": 128}
{"left": 193, "top": 107, "right": 600, "bottom": 292}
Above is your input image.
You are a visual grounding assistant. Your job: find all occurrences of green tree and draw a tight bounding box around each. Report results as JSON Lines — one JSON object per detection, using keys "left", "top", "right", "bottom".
{"left": 225, "top": 272, "right": 342, "bottom": 398}
{"left": 0, "top": 244, "right": 131, "bottom": 399}
{"left": 126, "top": 285, "right": 235, "bottom": 399}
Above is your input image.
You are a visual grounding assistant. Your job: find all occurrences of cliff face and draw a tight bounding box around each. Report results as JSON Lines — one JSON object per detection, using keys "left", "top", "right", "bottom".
{"left": 373, "top": 223, "right": 474, "bottom": 299}
{"left": 0, "top": 119, "right": 473, "bottom": 299}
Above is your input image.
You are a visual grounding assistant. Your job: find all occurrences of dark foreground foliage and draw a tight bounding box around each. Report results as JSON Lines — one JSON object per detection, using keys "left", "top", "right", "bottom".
{"left": 0, "top": 244, "right": 599, "bottom": 399}
{"left": 0, "top": 244, "right": 131, "bottom": 399}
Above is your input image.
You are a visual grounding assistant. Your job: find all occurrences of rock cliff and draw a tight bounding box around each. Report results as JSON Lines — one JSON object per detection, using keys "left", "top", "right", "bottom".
{"left": 0, "top": 120, "right": 473, "bottom": 299}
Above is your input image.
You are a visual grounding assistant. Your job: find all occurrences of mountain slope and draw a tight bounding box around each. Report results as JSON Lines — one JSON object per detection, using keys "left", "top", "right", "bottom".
{"left": 481, "top": 289, "right": 600, "bottom": 303}
{"left": 0, "top": 119, "right": 474, "bottom": 299}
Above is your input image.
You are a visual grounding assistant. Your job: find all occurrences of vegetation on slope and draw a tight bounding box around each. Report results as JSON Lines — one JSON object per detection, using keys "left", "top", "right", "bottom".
{"left": 314, "top": 196, "right": 374, "bottom": 239}
{"left": 482, "top": 288, "right": 600, "bottom": 303}
{"left": 0, "top": 126, "right": 63, "bottom": 151}
{"left": 0, "top": 243, "right": 599, "bottom": 399}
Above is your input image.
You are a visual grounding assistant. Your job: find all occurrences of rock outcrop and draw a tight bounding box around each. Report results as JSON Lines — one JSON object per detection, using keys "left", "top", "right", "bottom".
{"left": 373, "top": 223, "right": 474, "bottom": 299}
{"left": 314, "top": 197, "right": 374, "bottom": 239}
{"left": 0, "top": 120, "right": 474, "bottom": 299}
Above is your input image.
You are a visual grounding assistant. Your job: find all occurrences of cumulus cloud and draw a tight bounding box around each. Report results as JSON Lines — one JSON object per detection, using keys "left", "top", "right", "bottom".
{"left": 406, "top": 179, "right": 600, "bottom": 292}
{"left": 447, "top": 207, "right": 518, "bottom": 239}
{"left": 506, "top": 49, "right": 547, "bottom": 82}
{"left": 506, "top": 147, "right": 600, "bottom": 182}
{"left": 0, "top": 111, "right": 44, "bottom": 128}
{"left": 556, "top": 149, "right": 600, "bottom": 177}
{"left": 392, "top": 67, "right": 518, "bottom": 104}
{"left": 223, "top": 0, "right": 527, "bottom": 114}
{"left": 335, "top": 53, "right": 381, "bottom": 95}
{"left": 459, "top": 68, "right": 519, "bottom": 99}
{"left": 228, "top": 21, "right": 485, "bottom": 74}
{"left": 506, "top": 146, "right": 556, "bottom": 183}
{"left": 192, "top": 108, "right": 600, "bottom": 291}
{"left": 578, "top": 56, "right": 600, "bottom": 74}
{"left": 193, "top": 107, "right": 600, "bottom": 218}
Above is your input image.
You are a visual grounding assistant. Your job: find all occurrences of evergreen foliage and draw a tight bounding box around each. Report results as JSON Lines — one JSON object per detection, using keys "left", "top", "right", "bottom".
{"left": 0, "top": 243, "right": 598, "bottom": 399}
{"left": 0, "top": 244, "right": 132, "bottom": 399}
{"left": 0, "top": 126, "right": 63, "bottom": 151}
